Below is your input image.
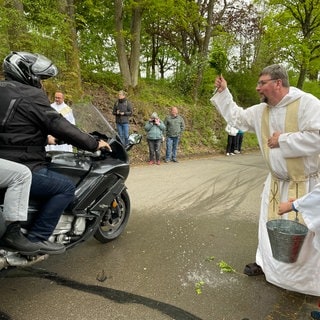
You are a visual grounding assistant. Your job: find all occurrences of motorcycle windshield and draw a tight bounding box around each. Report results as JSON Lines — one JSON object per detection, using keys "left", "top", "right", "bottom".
{"left": 72, "top": 102, "right": 118, "bottom": 141}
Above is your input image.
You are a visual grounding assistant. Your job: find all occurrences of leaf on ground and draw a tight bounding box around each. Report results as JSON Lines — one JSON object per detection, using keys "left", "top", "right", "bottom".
{"left": 195, "top": 281, "right": 205, "bottom": 295}
{"left": 205, "top": 256, "right": 215, "bottom": 262}
{"left": 217, "top": 260, "right": 235, "bottom": 273}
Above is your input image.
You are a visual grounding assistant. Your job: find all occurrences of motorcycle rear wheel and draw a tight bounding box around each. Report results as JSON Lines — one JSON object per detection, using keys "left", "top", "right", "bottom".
{"left": 94, "top": 189, "right": 130, "bottom": 243}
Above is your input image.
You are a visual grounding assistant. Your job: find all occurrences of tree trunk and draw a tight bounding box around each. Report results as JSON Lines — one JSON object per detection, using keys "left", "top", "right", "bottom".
{"left": 129, "top": 3, "right": 142, "bottom": 89}
{"left": 297, "top": 65, "right": 307, "bottom": 89}
{"left": 114, "top": 0, "right": 143, "bottom": 91}
{"left": 192, "top": 0, "right": 215, "bottom": 101}
{"left": 114, "top": 0, "right": 132, "bottom": 89}
{"left": 64, "top": 0, "right": 82, "bottom": 98}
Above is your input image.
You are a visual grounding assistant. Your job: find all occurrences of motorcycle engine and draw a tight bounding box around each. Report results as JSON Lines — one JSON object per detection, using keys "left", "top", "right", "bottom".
{"left": 52, "top": 214, "right": 86, "bottom": 236}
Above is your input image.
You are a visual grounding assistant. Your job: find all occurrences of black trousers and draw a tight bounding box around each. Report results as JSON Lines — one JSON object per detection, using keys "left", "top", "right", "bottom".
{"left": 147, "top": 139, "right": 162, "bottom": 161}
{"left": 226, "top": 135, "right": 236, "bottom": 153}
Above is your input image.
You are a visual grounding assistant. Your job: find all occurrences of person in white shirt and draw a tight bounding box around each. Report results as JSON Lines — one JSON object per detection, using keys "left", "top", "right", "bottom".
{"left": 46, "top": 92, "right": 75, "bottom": 152}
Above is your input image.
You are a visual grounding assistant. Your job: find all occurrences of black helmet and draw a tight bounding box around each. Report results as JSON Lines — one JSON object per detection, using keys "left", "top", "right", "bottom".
{"left": 3, "top": 51, "right": 58, "bottom": 88}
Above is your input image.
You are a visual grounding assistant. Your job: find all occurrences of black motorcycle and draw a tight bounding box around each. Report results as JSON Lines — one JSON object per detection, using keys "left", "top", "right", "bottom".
{"left": 0, "top": 103, "right": 141, "bottom": 270}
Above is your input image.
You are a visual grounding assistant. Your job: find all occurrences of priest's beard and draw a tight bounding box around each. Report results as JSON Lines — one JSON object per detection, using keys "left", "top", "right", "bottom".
{"left": 260, "top": 95, "right": 268, "bottom": 103}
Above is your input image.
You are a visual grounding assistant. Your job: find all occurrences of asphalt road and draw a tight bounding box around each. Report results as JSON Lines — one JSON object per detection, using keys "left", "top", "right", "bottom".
{"left": 0, "top": 153, "right": 318, "bottom": 320}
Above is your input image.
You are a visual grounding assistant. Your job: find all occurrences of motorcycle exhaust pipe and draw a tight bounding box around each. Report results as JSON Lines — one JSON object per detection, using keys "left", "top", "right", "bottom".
{"left": 0, "top": 256, "right": 9, "bottom": 270}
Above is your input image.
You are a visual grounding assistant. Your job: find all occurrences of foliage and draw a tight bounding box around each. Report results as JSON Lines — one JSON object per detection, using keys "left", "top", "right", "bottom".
{"left": 217, "top": 260, "right": 235, "bottom": 273}
{"left": 81, "top": 70, "right": 123, "bottom": 90}
{"left": 205, "top": 256, "right": 215, "bottom": 261}
{"left": 298, "top": 78, "right": 320, "bottom": 99}
{"left": 170, "top": 63, "right": 198, "bottom": 96}
{"left": 195, "top": 281, "right": 205, "bottom": 295}
{"left": 224, "top": 70, "right": 261, "bottom": 107}
{"left": 209, "top": 45, "right": 228, "bottom": 75}
{"left": 0, "top": 0, "right": 318, "bottom": 157}
{"left": 257, "top": 0, "right": 320, "bottom": 87}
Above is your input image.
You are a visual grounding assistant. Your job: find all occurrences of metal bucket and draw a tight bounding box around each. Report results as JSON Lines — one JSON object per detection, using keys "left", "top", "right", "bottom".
{"left": 266, "top": 219, "right": 308, "bottom": 263}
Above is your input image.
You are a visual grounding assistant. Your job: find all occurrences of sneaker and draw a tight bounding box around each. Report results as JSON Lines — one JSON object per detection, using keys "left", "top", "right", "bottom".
{"left": 226, "top": 153, "right": 230, "bottom": 156}
{"left": 149, "top": 160, "right": 154, "bottom": 165}
{"left": 156, "top": 161, "right": 160, "bottom": 165}
{"left": 164, "top": 159, "right": 170, "bottom": 163}
{"left": 234, "top": 150, "right": 240, "bottom": 154}
{"left": 172, "top": 159, "right": 178, "bottom": 163}
{"left": 230, "top": 153, "right": 235, "bottom": 156}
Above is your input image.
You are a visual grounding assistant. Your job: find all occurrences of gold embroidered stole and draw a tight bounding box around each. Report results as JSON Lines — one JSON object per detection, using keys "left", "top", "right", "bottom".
{"left": 58, "top": 105, "right": 72, "bottom": 117}
{"left": 261, "top": 99, "right": 306, "bottom": 222}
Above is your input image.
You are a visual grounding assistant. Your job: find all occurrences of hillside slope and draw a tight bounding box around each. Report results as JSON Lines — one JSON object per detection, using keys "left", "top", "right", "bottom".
{"left": 81, "top": 83, "right": 258, "bottom": 165}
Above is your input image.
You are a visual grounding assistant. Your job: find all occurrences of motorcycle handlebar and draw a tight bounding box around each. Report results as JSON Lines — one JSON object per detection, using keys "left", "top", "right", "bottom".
{"left": 79, "top": 150, "right": 102, "bottom": 157}
{"left": 80, "top": 147, "right": 112, "bottom": 158}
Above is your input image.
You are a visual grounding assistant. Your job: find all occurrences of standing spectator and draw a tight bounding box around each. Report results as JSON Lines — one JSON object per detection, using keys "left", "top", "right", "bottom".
{"left": 211, "top": 64, "right": 320, "bottom": 296}
{"left": 225, "top": 123, "right": 238, "bottom": 156}
{"left": 164, "top": 107, "right": 185, "bottom": 163}
{"left": 46, "top": 91, "right": 75, "bottom": 152}
{"left": 112, "top": 90, "right": 133, "bottom": 145}
{"left": 234, "top": 129, "right": 244, "bottom": 154}
{"left": 144, "top": 112, "right": 166, "bottom": 165}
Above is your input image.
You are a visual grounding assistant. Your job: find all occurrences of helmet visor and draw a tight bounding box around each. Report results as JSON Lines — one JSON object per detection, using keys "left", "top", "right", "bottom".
{"left": 31, "top": 54, "right": 58, "bottom": 79}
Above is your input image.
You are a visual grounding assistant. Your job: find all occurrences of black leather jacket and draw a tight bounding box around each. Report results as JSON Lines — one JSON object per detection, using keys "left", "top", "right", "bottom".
{"left": 112, "top": 98, "right": 132, "bottom": 124}
{"left": 0, "top": 80, "right": 98, "bottom": 171}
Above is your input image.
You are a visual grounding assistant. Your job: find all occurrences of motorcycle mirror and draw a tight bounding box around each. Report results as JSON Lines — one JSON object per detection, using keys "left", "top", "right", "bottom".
{"left": 125, "top": 133, "right": 142, "bottom": 151}
{"left": 128, "top": 133, "right": 142, "bottom": 145}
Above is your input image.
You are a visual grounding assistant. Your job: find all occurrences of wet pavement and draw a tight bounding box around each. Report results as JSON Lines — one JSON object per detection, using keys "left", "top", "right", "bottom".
{"left": 0, "top": 152, "right": 319, "bottom": 320}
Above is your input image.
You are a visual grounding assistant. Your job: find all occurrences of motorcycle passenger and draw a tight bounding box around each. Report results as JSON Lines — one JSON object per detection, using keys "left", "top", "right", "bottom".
{"left": 0, "top": 51, "right": 111, "bottom": 255}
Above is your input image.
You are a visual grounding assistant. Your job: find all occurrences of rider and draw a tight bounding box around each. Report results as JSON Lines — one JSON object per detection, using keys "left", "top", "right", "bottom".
{"left": 0, "top": 51, "right": 111, "bottom": 255}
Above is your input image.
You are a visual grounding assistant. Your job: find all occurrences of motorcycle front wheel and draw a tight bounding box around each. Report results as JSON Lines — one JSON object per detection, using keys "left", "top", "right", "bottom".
{"left": 94, "top": 189, "right": 131, "bottom": 243}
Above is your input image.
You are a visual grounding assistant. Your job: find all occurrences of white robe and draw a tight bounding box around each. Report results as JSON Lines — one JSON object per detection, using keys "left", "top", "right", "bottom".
{"left": 211, "top": 87, "right": 320, "bottom": 296}
{"left": 45, "top": 102, "right": 76, "bottom": 152}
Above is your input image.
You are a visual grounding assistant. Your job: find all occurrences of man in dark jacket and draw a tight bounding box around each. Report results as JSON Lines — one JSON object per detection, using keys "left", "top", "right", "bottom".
{"left": 0, "top": 51, "right": 111, "bottom": 255}
{"left": 112, "top": 90, "right": 132, "bottom": 145}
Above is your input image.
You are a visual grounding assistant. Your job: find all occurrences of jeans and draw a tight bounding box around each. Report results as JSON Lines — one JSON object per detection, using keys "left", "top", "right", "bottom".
{"left": 28, "top": 167, "right": 75, "bottom": 241}
{"left": 165, "top": 136, "right": 179, "bottom": 161}
{"left": 116, "top": 123, "right": 129, "bottom": 145}
{"left": 0, "top": 159, "right": 31, "bottom": 222}
{"left": 235, "top": 132, "right": 244, "bottom": 151}
{"left": 147, "top": 139, "right": 162, "bottom": 161}
{"left": 0, "top": 159, "right": 31, "bottom": 238}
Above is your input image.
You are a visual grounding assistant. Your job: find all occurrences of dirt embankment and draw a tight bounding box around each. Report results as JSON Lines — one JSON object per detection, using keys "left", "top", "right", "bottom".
{"left": 80, "top": 85, "right": 213, "bottom": 165}
{"left": 82, "top": 84, "right": 258, "bottom": 165}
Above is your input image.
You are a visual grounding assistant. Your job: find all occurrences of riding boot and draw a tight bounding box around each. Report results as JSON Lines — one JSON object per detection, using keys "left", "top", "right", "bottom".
{"left": 0, "top": 222, "right": 41, "bottom": 254}
{"left": 0, "top": 222, "right": 65, "bottom": 255}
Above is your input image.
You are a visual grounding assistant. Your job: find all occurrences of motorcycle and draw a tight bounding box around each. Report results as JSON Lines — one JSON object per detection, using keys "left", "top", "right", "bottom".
{"left": 0, "top": 103, "right": 142, "bottom": 271}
